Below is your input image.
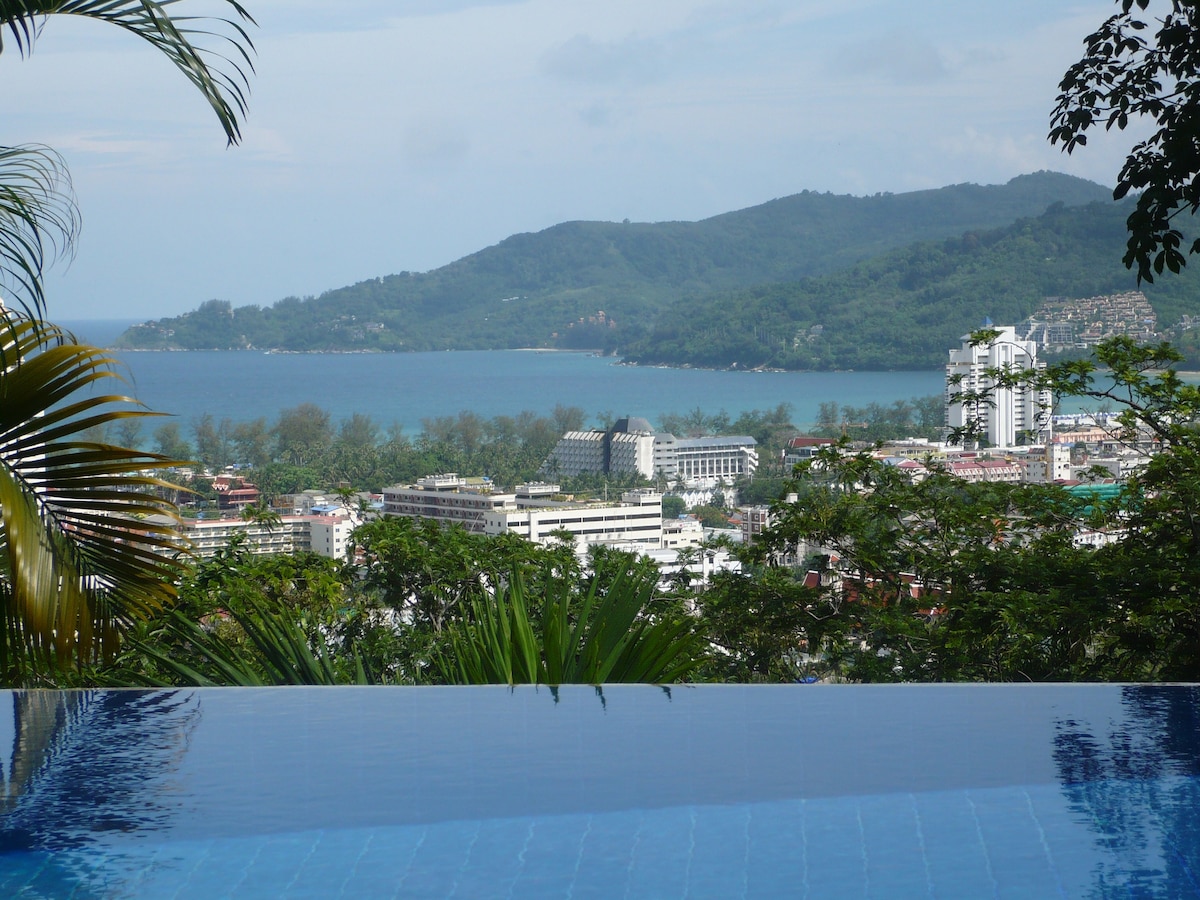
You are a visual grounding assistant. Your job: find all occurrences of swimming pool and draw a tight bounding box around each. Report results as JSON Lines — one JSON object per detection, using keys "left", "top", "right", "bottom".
{"left": 0, "top": 684, "right": 1195, "bottom": 897}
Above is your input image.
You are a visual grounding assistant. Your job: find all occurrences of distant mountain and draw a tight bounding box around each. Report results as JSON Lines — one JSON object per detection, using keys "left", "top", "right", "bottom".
{"left": 622, "top": 199, "right": 1200, "bottom": 370}
{"left": 115, "top": 172, "right": 1112, "bottom": 355}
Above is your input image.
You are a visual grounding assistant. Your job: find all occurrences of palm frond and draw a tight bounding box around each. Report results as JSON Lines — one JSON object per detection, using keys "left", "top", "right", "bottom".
{"left": 0, "top": 313, "right": 190, "bottom": 682}
{"left": 0, "top": 145, "right": 78, "bottom": 321}
{"left": 0, "top": 0, "right": 256, "bottom": 145}
{"left": 123, "top": 600, "right": 369, "bottom": 687}
{"left": 438, "top": 566, "right": 707, "bottom": 686}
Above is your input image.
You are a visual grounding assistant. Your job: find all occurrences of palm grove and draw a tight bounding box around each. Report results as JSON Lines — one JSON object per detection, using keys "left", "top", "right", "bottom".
{"left": 6, "top": 0, "right": 1200, "bottom": 686}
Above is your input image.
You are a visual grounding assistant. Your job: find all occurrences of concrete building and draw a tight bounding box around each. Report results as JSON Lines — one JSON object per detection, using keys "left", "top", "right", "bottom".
{"left": 944, "top": 457, "right": 1023, "bottom": 483}
{"left": 381, "top": 474, "right": 665, "bottom": 552}
{"left": 541, "top": 417, "right": 657, "bottom": 479}
{"left": 669, "top": 436, "right": 758, "bottom": 485}
{"left": 175, "top": 509, "right": 357, "bottom": 560}
{"left": 1015, "top": 442, "right": 1072, "bottom": 484}
{"left": 381, "top": 474, "right": 516, "bottom": 534}
{"left": 946, "top": 326, "right": 1052, "bottom": 448}
{"left": 661, "top": 516, "right": 705, "bottom": 550}
{"left": 541, "top": 416, "right": 758, "bottom": 487}
{"left": 483, "top": 489, "right": 663, "bottom": 550}
{"left": 783, "top": 436, "right": 837, "bottom": 469}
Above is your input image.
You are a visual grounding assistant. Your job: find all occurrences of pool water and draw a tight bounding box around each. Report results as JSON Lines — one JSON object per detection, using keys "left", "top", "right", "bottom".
{"left": 0, "top": 684, "right": 1197, "bottom": 898}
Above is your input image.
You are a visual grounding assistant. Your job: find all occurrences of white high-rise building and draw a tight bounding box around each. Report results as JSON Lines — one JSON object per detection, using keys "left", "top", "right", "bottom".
{"left": 946, "top": 326, "right": 1052, "bottom": 448}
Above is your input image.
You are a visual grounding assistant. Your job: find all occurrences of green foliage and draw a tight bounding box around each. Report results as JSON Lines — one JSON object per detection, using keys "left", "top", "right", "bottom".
{"left": 436, "top": 564, "right": 706, "bottom": 686}
{"left": 755, "top": 447, "right": 1110, "bottom": 682}
{"left": 1050, "top": 0, "right": 1200, "bottom": 282}
{"left": 107, "top": 523, "right": 704, "bottom": 688}
{"left": 0, "top": 2, "right": 253, "bottom": 319}
{"left": 691, "top": 505, "right": 731, "bottom": 529}
{"left": 0, "top": 145, "right": 78, "bottom": 321}
{"left": 724, "top": 336, "right": 1200, "bottom": 683}
{"left": 114, "top": 174, "right": 1113, "bottom": 354}
{"left": 661, "top": 495, "right": 687, "bottom": 519}
{"left": 0, "top": 0, "right": 255, "bottom": 685}
{"left": 697, "top": 567, "right": 836, "bottom": 683}
{"left": 0, "top": 314, "right": 189, "bottom": 684}
{"left": 626, "top": 200, "right": 1200, "bottom": 371}
{"left": 106, "top": 542, "right": 370, "bottom": 686}
{"left": 807, "top": 396, "right": 945, "bottom": 443}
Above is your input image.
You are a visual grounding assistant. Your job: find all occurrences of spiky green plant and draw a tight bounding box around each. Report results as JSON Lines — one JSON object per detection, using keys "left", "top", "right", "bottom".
{"left": 122, "top": 600, "right": 368, "bottom": 687}
{"left": 439, "top": 567, "right": 707, "bottom": 686}
{"left": 0, "top": 313, "right": 189, "bottom": 682}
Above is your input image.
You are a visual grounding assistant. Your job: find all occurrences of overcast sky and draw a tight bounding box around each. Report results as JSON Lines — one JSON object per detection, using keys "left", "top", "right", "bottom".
{"left": 1, "top": 0, "right": 1136, "bottom": 320}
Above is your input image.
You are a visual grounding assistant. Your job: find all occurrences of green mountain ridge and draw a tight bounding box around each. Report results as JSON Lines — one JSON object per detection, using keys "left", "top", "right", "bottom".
{"left": 115, "top": 172, "right": 1112, "bottom": 358}
{"left": 624, "top": 198, "right": 1200, "bottom": 370}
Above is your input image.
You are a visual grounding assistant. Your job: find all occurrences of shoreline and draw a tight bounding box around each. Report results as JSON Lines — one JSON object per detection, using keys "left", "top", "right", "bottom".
{"left": 107, "top": 344, "right": 944, "bottom": 373}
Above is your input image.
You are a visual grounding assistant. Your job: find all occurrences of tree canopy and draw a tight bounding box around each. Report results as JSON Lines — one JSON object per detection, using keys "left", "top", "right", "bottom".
{"left": 1052, "top": 0, "right": 1200, "bottom": 282}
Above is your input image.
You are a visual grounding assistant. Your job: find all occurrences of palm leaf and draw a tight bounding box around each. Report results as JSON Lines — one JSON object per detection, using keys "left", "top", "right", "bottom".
{"left": 0, "top": 145, "right": 78, "bottom": 322}
{"left": 437, "top": 565, "right": 707, "bottom": 686}
{"left": 125, "top": 600, "right": 370, "bottom": 687}
{"left": 0, "top": 313, "right": 189, "bottom": 681}
{"left": 0, "top": 0, "right": 256, "bottom": 145}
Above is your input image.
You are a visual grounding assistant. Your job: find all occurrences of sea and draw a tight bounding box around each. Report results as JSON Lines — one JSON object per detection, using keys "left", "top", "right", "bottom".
{"left": 65, "top": 319, "right": 948, "bottom": 431}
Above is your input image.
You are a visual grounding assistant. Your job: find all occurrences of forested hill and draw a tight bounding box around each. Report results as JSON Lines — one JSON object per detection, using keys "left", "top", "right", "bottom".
{"left": 115, "top": 172, "right": 1111, "bottom": 354}
{"left": 622, "top": 199, "right": 1200, "bottom": 371}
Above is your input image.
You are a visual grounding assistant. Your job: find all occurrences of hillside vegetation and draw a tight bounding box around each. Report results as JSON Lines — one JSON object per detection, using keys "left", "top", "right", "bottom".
{"left": 116, "top": 172, "right": 1113, "bottom": 360}
{"left": 624, "top": 200, "right": 1200, "bottom": 370}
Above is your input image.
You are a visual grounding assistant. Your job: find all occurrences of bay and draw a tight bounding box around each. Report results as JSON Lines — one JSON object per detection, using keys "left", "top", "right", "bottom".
{"left": 65, "top": 320, "right": 946, "bottom": 431}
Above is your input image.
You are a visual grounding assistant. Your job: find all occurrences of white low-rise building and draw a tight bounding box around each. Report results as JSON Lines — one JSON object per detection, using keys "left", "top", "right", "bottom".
{"left": 382, "top": 474, "right": 515, "bottom": 534}
{"left": 175, "top": 508, "right": 357, "bottom": 560}
{"left": 661, "top": 516, "right": 705, "bottom": 550}
{"left": 670, "top": 436, "right": 758, "bottom": 485}
{"left": 484, "top": 489, "right": 663, "bottom": 550}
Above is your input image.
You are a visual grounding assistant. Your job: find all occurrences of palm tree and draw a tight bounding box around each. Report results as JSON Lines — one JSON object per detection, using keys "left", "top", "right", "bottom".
{"left": 0, "top": 1, "right": 256, "bottom": 682}
{"left": 240, "top": 499, "right": 281, "bottom": 534}
{"left": 0, "top": 314, "right": 190, "bottom": 682}
{"left": 0, "top": 0, "right": 255, "bottom": 319}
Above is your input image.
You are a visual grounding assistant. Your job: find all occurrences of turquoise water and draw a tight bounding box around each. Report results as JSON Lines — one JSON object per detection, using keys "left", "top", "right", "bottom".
{"left": 101, "top": 350, "right": 945, "bottom": 432}
{"left": 60, "top": 317, "right": 947, "bottom": 431}
{"left": 1, "top": 685, "right": 1197, "bottom": 897}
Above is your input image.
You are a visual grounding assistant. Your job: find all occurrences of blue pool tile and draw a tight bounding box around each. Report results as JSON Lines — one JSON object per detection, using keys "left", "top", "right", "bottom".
{"left": 915, "top": 792, "right": 997, "bottom": 898}
{"left": 334, "top": 824, "right": 427, "bottom": 897}
{"left": 858, "top": 793, "right": 931, "bottom": 895}
{"left": 686, "top": 803, "right": 752, "bottom": 899}
{"left": 564, "top": 811, "right": 640, "bottom": 899}
{"left": 395, "top": 819, "right": 484, "bottom": 899}
{"left": 624, "top": 805, "right": 696, "bottom": 897}
{"left": 744, "top": 799, "right": 807, "bottom": 898}
{"left": 7, "top": 685, "right": 1200, "bottom": 897}
{"left": 507, "top": 816, "right": 595, "bottom": 898}
{"left": 445, "top": 817, "right": 531, "bottom": 897}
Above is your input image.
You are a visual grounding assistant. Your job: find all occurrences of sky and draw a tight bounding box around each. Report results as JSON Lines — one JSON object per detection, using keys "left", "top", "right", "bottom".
{"left": 0, "top": 0, "right": 1141, "bottom": 320}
